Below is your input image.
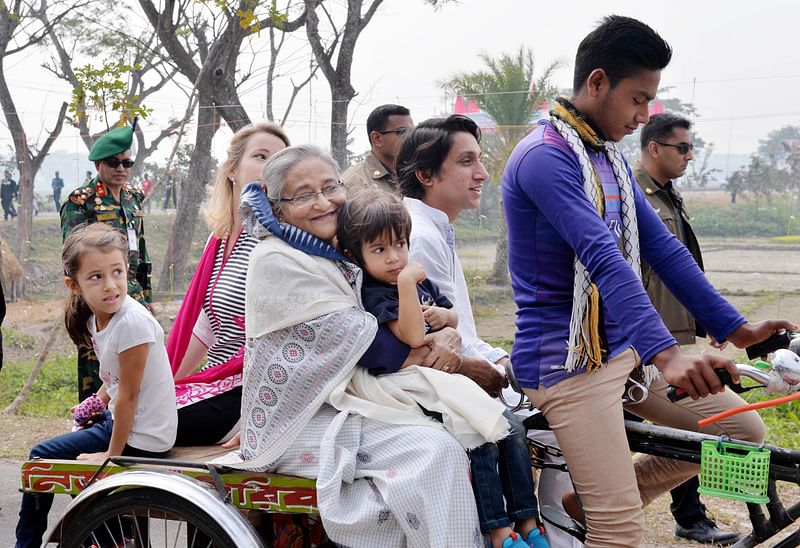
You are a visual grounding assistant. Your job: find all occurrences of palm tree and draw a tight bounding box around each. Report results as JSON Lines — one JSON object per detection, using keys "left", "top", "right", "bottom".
{"left": 442, "top": 47, "right": 559, "bottom": 283}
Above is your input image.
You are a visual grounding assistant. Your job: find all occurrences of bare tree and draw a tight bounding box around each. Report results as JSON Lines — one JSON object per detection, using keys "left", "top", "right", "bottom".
{"left": 264, "top": 7, "right": 319, "bottom": 125}
{"left": 136, "top": 0, "right": 318, "bottom": 292}
{"left": 303, "top": 0, "right": 382, "bottom": 167}
{"left": 158, "top": 93, "right": 215, "bottom": 295}
{"left": 303, "top": 0, "right": 451, "bottom": 167}
{"left": 138, "top": 0, "right": 315, "bottom": 131}
{"left": 40, "top": 0, "right": 187, "bottom": 180}
{"left": 0, "top": 0, "right": 78, "bottom": 284}
{"left": 686, "top": 142, "right": 721, "bottom": 189}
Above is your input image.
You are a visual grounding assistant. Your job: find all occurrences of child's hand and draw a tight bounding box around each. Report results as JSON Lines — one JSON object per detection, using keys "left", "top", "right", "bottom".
{"left": 423, "top": 305, "right": 450, "bottom": 331}
{"left": 71, "top": 393, "right": 107, "bottom": 430}
{"left": 398, "top": 262, "right": 427, "bottom": 284}
{"left": 74, "top": 413, "right": 105, "bottom": 431}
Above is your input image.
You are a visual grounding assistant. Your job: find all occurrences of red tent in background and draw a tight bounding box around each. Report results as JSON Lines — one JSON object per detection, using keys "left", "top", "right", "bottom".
{"left": 450, "top": 95, "right": 497, "bottom": 132}
{"left": 649, "top": 99, "right": 665, "bottom": 116}
{"left": 454, "top": 96, "right": 481, "bottom": 114}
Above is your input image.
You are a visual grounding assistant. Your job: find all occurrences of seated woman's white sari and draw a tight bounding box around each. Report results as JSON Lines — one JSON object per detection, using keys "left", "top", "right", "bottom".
{"left": 231, "top": 187, "right": 490, "bottom": 547}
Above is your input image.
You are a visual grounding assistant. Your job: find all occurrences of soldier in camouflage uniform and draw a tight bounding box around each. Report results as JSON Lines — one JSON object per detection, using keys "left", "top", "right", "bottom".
{"left": 60, "top": 123, "right": 152, "bottom": 401}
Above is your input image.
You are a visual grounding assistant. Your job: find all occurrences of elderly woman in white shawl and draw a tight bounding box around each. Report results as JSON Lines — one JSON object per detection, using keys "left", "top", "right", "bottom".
{"left": 234, "top": 145, "right": 511, "bottom": 547}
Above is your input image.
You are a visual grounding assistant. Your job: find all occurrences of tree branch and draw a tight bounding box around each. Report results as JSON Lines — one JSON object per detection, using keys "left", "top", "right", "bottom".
{"left": 6, "top": 0, "right": 91, "bottom": 56}
{"left": 281, "top": 62, "right": 320, "bottom": 126}
{"left": 138, "top": 0, "right": 201, "bottom": 82}
{"left": 256, "top": 0, "right": 318, "bottom": 32}
{"left": 303, "top": 0, "right": 335, "bottom": 83}
{"left": 29, "top": 101, "right": 68, "bottom": 173}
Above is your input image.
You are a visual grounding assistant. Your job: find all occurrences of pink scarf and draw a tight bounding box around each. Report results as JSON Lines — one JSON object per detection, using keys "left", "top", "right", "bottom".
{"left": 167, "top": 236, "right": 244, "bottom": 399}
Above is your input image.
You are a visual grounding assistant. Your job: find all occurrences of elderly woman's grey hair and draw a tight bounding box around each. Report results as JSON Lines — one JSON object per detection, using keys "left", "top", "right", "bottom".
{"left": 261, "top": 144, "right": 340, "bottom": 211}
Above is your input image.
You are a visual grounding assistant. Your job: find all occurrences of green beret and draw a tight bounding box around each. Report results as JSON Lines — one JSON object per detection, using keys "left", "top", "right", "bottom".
{"left": 89, "top": 125, "right": 134, "bottom": 161}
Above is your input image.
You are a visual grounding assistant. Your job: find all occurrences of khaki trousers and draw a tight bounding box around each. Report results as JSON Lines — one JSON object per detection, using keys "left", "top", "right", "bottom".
{"left": 524, "top": 349, "right": 764, "bottom": 547}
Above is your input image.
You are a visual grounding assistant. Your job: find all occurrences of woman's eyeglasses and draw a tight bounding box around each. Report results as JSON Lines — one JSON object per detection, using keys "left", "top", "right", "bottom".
{"left": 279, "top": 181, "right": 345, "bottom": 208}
{"left": 655, "top": 142, "right": 693, "bottom": 155}
{"left": 102, "top": 158, "right": 135, "bottom": 169}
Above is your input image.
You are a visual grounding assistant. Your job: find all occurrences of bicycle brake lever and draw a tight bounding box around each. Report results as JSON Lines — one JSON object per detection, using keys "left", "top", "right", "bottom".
{"left": 666, "top": 368, "right": 753, "bottom": 402}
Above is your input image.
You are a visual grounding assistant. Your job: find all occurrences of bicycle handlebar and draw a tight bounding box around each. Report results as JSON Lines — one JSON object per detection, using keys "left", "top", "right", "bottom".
{"left": 666, "top": 331, "right": 799, "bottom": 402}
{"left": 667, "top": 346, "right": 800, "bottom": 402}
{"left": 666, "top": 364, "right": 772, "bottom": 402}
{"left": 745, "top": 331, "right": 798, "bottom": 359}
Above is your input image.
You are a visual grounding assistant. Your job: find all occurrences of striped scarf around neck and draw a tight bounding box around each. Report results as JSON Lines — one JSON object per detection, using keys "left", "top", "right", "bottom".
{"left": 239, "top": 181, "right": 348, "bottom": 261}
{"left": 550, "top": 98, "right": 642, "bottom": 373}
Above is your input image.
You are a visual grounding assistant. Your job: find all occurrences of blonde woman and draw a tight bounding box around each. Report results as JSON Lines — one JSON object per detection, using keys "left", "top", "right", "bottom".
{"left": 167, "top": 122, "right": 289, "bottom": 446}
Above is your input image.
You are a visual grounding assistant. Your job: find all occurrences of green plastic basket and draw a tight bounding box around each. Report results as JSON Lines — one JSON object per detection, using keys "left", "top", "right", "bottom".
{"left": 698, "top": 439, "right": 771, "bottom": 503}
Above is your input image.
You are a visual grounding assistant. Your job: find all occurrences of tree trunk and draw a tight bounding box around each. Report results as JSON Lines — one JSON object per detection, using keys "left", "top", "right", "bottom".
{"left": 14, "top": 161, "right": 33, "bottom": 288}
{"left": 157, "top": 93, "right": 214, "bottom": 294}
{"left": 488, "top": 203, "right": 509, "bottom": 285}
{"left": 0, "top": 63, "right": 31, "bottom": 292}
{"left": 304, "top": 0, "right": 377, "bottom": 168}
{"left": 330, "top": 86, "right": 353, "bottom": 168}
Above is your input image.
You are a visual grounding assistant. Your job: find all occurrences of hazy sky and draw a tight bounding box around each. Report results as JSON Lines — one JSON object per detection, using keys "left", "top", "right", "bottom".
{"left": 340, "top": 0, "right": 800, "bottom": 157}
{"left": 4, "top": 0, "right": 800, "bottom": 183}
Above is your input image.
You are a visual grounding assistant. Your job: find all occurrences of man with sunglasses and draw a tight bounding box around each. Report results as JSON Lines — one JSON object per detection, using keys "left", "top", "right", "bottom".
{"left": 633, "top": 113, "right": 740, "bottom": 545}
{"left": 635, "top": 113, "right": 704, "bottom": 347}
{"left": 342, "top": 104, "right": 413, "bottom": 195}
{"left": 60, "top": 122, "right": 152, "bottom": 402}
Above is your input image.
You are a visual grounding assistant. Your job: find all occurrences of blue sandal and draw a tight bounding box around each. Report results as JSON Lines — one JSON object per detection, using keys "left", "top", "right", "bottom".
{"left": 526, "top": 527, "right": 550, "bottom": 548}
{"left": 501, "top": 531, "right": 530, "bottom": 548}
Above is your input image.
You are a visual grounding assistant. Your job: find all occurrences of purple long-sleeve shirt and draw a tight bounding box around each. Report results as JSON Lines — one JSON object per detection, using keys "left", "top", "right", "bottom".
{"left": 502, "top": 121, "right": 745, "bottom": 388}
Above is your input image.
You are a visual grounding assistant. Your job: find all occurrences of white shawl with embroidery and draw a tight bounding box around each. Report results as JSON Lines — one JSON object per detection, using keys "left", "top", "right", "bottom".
{"left": 235, "top": 236, "right": 507, "bottom": 471}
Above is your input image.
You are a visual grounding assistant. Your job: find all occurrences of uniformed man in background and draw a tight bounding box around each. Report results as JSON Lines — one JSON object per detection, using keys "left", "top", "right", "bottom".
{"left": 634, "top": 113, "right": 740, "bottom": 546}
{"left": 60, "top": 122, "right": 152, "bottom": 401}
{"left": 341, "top": 104, "right": 413, "bottom": 195}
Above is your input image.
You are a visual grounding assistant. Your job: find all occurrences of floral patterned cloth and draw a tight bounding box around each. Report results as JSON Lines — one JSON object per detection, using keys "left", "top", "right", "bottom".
{"left": 233, "top": 235, "right": 482, "bottom": 547}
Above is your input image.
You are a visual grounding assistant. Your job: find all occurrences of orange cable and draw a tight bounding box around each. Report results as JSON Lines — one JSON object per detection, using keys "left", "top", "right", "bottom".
{"left": 698, "top": 391, "right": 800, "bottom": 427}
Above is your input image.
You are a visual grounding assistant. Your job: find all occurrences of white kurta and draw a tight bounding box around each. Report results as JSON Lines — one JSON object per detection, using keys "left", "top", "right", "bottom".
{"left": 404, "top": 197, "right": 508, "bottom": 364}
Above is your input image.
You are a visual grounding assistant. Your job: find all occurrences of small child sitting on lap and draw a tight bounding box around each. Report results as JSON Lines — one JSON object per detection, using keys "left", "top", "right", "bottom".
{"left": 337, "top": 190, "right": 548, "bottom": 548}
{"left": 15, "top": 223, "right": 177, "bottom": 548}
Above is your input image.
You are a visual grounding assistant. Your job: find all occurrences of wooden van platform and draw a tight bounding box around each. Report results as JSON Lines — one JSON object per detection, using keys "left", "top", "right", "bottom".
{"left": 20, "top": 446, "right": 319, "bottom": 514}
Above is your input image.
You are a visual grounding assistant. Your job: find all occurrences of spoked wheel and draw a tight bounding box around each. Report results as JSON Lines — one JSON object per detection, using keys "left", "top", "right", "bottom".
{"left": 60, "top": 487, "right": 238, "bottom": 548}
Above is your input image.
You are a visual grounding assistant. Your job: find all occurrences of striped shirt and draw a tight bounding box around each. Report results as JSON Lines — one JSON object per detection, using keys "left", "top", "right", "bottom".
{"left": 202, "top": 230, "right": 257, "bottom": 367}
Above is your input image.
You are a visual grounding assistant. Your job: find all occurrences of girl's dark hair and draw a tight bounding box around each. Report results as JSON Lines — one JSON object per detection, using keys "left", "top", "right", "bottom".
{"left": 62, "top": 223, "right": 128, "bottom": 346}
{"left": 397, "top": 114, "right": 481, "bottom": 200}
{"left": 337, "top": 189, "right": 412, "bottom": 266}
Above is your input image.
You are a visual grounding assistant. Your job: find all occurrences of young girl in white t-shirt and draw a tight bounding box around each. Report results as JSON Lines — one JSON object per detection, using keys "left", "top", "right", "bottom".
{"left": 15, "top": 223, "right": 177, "bottom": 547}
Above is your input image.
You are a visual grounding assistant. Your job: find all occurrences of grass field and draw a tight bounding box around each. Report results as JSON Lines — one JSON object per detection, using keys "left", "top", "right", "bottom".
{"left": 0, "top": 212, "right": 206, "bottom": 299}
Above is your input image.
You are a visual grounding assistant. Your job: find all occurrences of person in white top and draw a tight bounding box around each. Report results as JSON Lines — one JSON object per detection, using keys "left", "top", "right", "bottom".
{"left": 90, "top": 295, "right": 176, "bottom": 452}
{"left": 397, "top": 115, "right": 578, "bottom": 548}
{"left": 15, "top": 223, "right": 177, "bottom": 547}
{"left": 397, "top": 115, "right": 507, "bottom": 396}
